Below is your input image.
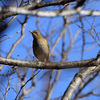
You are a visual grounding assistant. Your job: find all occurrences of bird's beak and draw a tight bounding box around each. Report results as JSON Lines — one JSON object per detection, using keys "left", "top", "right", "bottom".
{"left": 29, "top": 31, "right": 36, "bottom": 37}
{"left": 29, "top": 31, "right": 33, "bottom": 34}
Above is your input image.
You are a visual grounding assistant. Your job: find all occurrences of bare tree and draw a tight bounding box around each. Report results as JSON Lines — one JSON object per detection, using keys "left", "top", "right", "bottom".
{"left": 0, "top": 0, "right": 100, "bottom": 100}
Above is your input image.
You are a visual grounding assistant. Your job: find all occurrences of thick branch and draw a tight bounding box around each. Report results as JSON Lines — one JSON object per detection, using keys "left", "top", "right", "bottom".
{"left": 0, "top": 7, "right": 100, "bottom": 17}
{"left": 0, "top": 56, "right": 100, "bottom": 69}
{"left": 61, "top": 65, "right": 100, "bottom": 100}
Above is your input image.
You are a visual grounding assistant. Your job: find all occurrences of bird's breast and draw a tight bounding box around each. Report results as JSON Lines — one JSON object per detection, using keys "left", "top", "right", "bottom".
{"left": 33, "top": 38, "right": 49, "bottom": 61}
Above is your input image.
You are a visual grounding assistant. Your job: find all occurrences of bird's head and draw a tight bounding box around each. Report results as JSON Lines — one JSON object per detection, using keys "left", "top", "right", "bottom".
{"left": 29, "top": 30, "right": 42, "bottom": 39}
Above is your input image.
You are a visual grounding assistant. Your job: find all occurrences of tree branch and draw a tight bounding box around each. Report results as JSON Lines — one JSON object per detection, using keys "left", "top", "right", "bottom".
{"left": 0, "top": 54, "right": 100, "bottom": 69}
{"left": 0, "top": 7, "right": 100, "bottom": 18}
{"left": 61, "top": 65, "right": 100, "bottom": 100}
{"left": 34, "top": 0, "right": 76, "bottom": 9}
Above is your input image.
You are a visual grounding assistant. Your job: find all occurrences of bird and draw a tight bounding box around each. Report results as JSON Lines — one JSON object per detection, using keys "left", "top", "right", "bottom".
{"left": 29, "top": 30, "right": 49, "bottom": 62}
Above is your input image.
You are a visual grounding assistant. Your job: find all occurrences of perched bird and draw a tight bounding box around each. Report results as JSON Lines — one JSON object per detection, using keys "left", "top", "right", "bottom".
{"left": 29, "top": 30, "right": 49, "bottom": 62}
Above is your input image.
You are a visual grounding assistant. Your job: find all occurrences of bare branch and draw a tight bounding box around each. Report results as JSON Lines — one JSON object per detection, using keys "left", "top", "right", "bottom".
{"left": 0, "top": 52, "right": 100, "bottom": 69}
{"left": 61, "top": 65, "right": 100, "bottom": 100}
{"left": 0, "top": 7, "right": 100, "bottom": 17}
